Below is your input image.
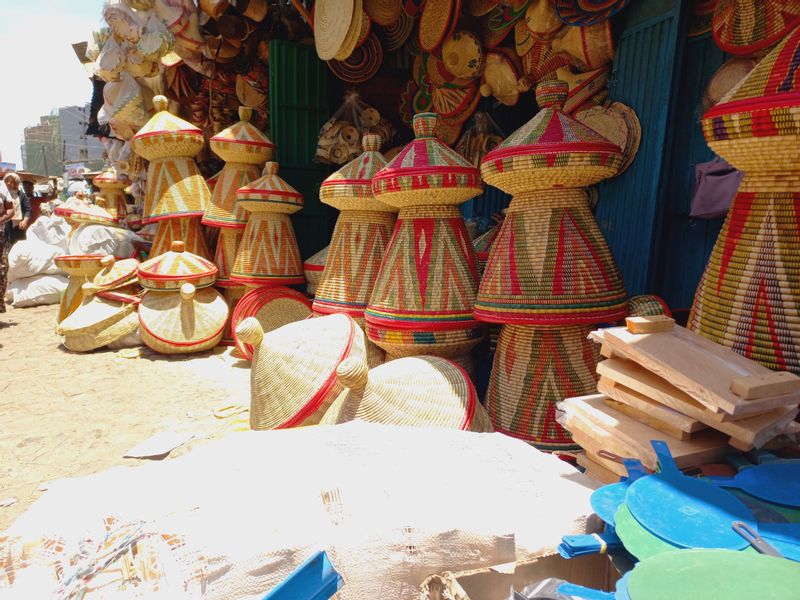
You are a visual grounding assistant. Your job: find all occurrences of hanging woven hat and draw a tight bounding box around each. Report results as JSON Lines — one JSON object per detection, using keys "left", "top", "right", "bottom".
{"left": 701, "top": 56, "right": 758, "bottom": 112}
{"left": 689, "top": 0, "right": 718, "bottom": 38}
{"left": 231, "top": 286, "right": 313, "bottom": 360}
{"left": 372, "top": 112, "right": 483, "bottom": 208}
{"left": 419, "top": 0, "right": 460, "bottom": 51}
{"left": 328, "top": 32, "right": 382, "bottom": 83}
{"left": 382, "top": 11, "right": 415, "bottom": 51}
{"left": 525, "top": 0, "right": 564, "bottom": 37}
{"left": 425, "top": 52, "right": 475, "bottom": 88}
{"left": 481, "top": 2, "right": 530, "bottom": 49}
{"left": 320, "top": 355, "right": 494, "bottom": 431}
{"left": 712, "top": 0, "right": 800, "bottom": 56}
{"left": 56, "top": 287, "right": 141, "bottom": 352}
{"left": 138, "top": 240, "right": 218, "bottom": 291}
{"left": 518, "top": 38, "right": 572, "bottom": 89}
{"left": 575, "top": 102, "right": 640, "bottom": 174}
{"left": 304, "top": 245, "right": 330, "bottom": 296}
{"left": 365, "top": 0, "right": 403, "bottom": 26}
{"left": 554, "top": 0, "right": 632, "bottom": 26}
{"left": 70, "top": 200, "right": 118, "bottom": 226}
{"left": 468, "top": 0, "right": 500, "bottom": 16}
{"left": 551, "top": 20, "right": 614, "bottom": 70}
{"left": 314, "top": 0, "right": 357, "bottom": 60}
{"left": 139, "top": 283, "right": 229, "bottom": 354}
{"left": 320, "top": 134, "right": 395, "bottom": 211}
{"left": 92, "top": 255, "right": 140, "bottom": 291}
{"left": 335, "top": 0, "right": 365, "bottom": 60}
{"left": 442, "top": 31, "right": 485, "bottom": 79}
{"left": 203, "top": 106, "right": 275, "bottom": 228}
{"left": 235, "top": 313, "right": 368, "bottom": 429}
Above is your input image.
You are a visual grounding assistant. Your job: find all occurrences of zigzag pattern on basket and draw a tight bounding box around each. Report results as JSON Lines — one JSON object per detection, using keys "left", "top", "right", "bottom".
{"left": 313, "top": 212, "right": 396, "bottom": 316}
{"left": 367, "top": 206, "right": 479, "bottom": 329}
{"left": 689, "top": 189, "right": 800, "bottom": 373}
{"left": 486, "top": 324, "right": 599, "bottom": 451}
{"left": 202, "top": 163, "right": 261, "bottom": 228}
{"left": 231, "top": 214, "right": 304, "bottom": 285}
{"left": 236, "top": 162, "right": 303, "bottom": 214}
{"left": 475, "top": 190, "right": 627, "bottom": 324}
{"left": 151, "top": 217, "right": 211, "bottom": 259}
{"left": 213, "top": 228, "right": 243, "bottom": 287}
{"left": 144, "top": 157, "right": 210, "bottom": 222}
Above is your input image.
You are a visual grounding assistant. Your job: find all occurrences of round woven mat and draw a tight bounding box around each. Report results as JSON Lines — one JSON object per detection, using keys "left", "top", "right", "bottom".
{"left": 315, "top": 0, "right": 356, "bottom": 60}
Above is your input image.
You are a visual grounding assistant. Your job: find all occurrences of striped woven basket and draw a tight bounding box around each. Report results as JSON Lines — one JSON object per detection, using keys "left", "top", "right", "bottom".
{"left": 138, "top": 240, "right": 218, "bottom": 291}
{"left": 320, "top": 355, "right": 493, "bottom": 432}
{"left": 628, "top": 294, "right": 672, "bottom": 318}
{"left": 138, "top": 284, "right": 229, "bottom": 354}
{"left": 91, "top": 256, "right": 140, "bottom": 291}
{"left": 213, "top": 227, "right": 244, "bottom": 287}
{"left": 231, "top": 285, "right": 313, "bottom": 360}
{"left": 202, "top": 162, "right": 261, "bottom": 228}
{"left": 365, "top": 320, "right": 486, "bottom": 358}
{"left": 230, "top": 213, "right": 305, "bottom": 285}
{"left": 313, "top": 211, "right": 396, "bottom": 316}
{"left": 150, "top": 217, "right": 212, "bottom": 260}
{"left": 712, "top": 0, "right": 800, "bottom": 56}
{"left": 303, "top": 245, "right": 329, "bottom": 297}
{"left": 131, "top": 96, "right": 205, "bottom": 162}
{"left": 144, "top": 155, "right": 211, "bottom": 223}
{"left": 57, "top": 288, "right": 141, "bottom": 352}
{"left": 485, "top": 324, "right": 600, "bottom": 452}
{"left": 54, "top": 255, "right": 105, "bottom": 324}
{"left": 235, "top": 313, "right": 368, "bottom": 430}
{"left": 472, "top": 223, "right": 500, "bottom": 280}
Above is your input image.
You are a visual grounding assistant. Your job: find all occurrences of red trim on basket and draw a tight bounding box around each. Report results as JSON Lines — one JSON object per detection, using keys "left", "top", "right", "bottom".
{"left": 143, "top": 210, "right": 206, "bottom": 223}
{"left": 485, "top": 141, "right": 621, "bottom": 161}
{"left": 444, "top": 358, "right": 477, "bottom": 431}
{"left": 473, "top": 306, "right": 628, "bottom": 325}
{"left": 232, "top": 287, "right": 312, "bottom": 359}
{"left": 703, "top": 92, "right": 800, "bottom": 119}
{"left": 139, "top": 317, "right": 225, "bottom": 348}
{"left": 375, "top": 165, "right": 479, "bottom": 178}
{"left": 365, "top": 312, "right": 481, "bottom": 331}
{"left": 132, "top": 129, "right": 203, "bottom": 141}
{"left": 210, "top": 137, "right": 276, "bottom": 148}
{"left": 200, "top": 217, "right": 247, "bottom": 229}
{"left": 236, "top": 188, "right": 302, "bottom": 199}
{"left": 303, "top": 263, "right": 325, "bottom": 271}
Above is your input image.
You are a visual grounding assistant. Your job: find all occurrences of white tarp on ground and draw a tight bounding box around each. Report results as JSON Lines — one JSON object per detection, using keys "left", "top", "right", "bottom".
{"left": 0, "top": 422, "right": 599, "bottom": 599}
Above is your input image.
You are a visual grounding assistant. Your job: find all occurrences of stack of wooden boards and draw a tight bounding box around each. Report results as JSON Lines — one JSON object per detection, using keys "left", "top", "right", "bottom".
{"left": 559, "top": 316, "right": 800, "bottom": 483}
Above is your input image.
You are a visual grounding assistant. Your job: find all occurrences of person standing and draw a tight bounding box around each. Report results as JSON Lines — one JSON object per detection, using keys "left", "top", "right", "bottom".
{"left": 0, "top": 187, "right": 15, "bottom": 312}
{"left": 3, "top": 173, "right": 31, "bottom": 245}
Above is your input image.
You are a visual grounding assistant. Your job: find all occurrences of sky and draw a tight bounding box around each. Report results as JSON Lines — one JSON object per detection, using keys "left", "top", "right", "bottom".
{"left": 0, "top": 1, "right": 102, "bottom": 167}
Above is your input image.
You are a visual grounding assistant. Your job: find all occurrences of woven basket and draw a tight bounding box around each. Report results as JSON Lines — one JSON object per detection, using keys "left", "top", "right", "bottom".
{"left": 303, "top": 245, "right": 329, "bottom": 297}
{"left": 486, "top": 324, "right": 599, "bottom": 451}
{"left": 131, "top": 95, "right": 205, "bottom": 161}
{"left": 139, "top": 283, "right": 229, "bottom": 354}
{"left": 143, "top": 154, "right": 211, "bottom": 222}
{"left": 54, "top": 255, "right": 105, "bottom": 324}
{"left": 92, "top": 255, "right": 140, "bottom": 291}
{"left": 372, "top": 113, "right": 483, "bottom": 208}
{"left": 150, "top": 217, "right": 212, "bottom": 260}
{"left": 554, "top": 0, "right": 631, "bottom": 26}
{"left": 230, "top": 213, "right": 305, "bottom": 285}
{"left": 139, "top": 240, "right": 218, "bottom": 291}
{"left": 320, "top": 135, "right": 395, "bottom": 212}
{"left": 475, "top": 189, "right": 627, "bottom": 325}
{"left": 628, "top": 294, "right": 672, "bottom": 318}
{"left": 712, "top": 0, "right": 800, "bottom": 55}
{"left": 202, "top": 162, "right": 262, "bottom": 228}
{"left": 57, "top": 287, "right": 140, "bottom": 352}
{"left": 320, "top": 355, "right": 493, "bottom": 432}
{"left": 550, "top": 20, "right": 614, "bottom": 71}
{"left": 220, "top": 285, "right": 247, "bottom": 346}
{"left": 213, "top": 227, "right": 244, "bottom": 287}
{"left": 235, "top": 313, "right": 368, "bottom": 429}
{"left": 70, "top": 202, "right": 118, "bottom": 227}
{"left": 235, "top": 161, "right": 304, "bottom": 215}
{"left": 472, "top": 223, "right": 500, "bottom": 279}
{"left": 313, "top": 211, "right": 396, "bottom": 317}
{"left": 365, "top": 320, "right": 485, "bottom": 358}
{"left": 94, "top": 167, "right": 131, "bottom": 223}
{"left": 231, "top": 286, "right": 313, "bottom": 360}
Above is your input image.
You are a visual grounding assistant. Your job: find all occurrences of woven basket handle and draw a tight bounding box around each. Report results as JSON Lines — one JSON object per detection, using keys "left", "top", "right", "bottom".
{"left": 336, "top": 357, "right": 369, "bottom": 391}
{"left": 180, "top": 283, "right": 196, "bottom": 302}
{"left": 236, "top": 316, "right": 264, "bottom": 347}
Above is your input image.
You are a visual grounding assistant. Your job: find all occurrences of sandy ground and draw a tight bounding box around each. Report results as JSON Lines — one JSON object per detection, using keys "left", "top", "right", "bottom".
{"left": 0, "top": 303, "right": 251, "bottom": 531}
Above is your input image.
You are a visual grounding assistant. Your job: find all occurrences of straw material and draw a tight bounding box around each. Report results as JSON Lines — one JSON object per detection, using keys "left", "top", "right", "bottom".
{"left": 519, "top": 38, "right": 572, "bottom": 88}
{"left": 313, "top": 210, "right": 396, "bottom": 317}
{"left": 230, "top": 213, "right": 305, "bottom": 285}
{"left": 57, "top": 288, "right": 140, "bottom": 352}
{"left": 481, "top": 81, "right": 622, "bottom": 194}
{"left": 481, "top": 3, "right": 528, "bottom": 49}
{"left": 702, "top": 57, "right": 758, "bottom": 111}
{"left": 475, "top": 189, "right": 627, "bottom": 325}
{"left": 231, "top": 286, "right": 313, "bottom": 360}
{"left": 472, "top": 223, "right": 500, "bottom": 279}
{"left": 525, "top": 0, "right": 563, "bottom": 37}
{"left": 575, "top": 101, "right": 641, "bottom": 175}
{"left": 150, "top": 217, "right": 212, "bottom": 260}
{"left": 315, "top": 0, "right": 357, "bottom": 60}
{"left": 372, "top": 113, "right": 483, "bottom": 208}
{"left": 442, "top": 31, "right": 484, "bottom": 79}
{"left": 382, "top": 10, "right": 414, "bottom": 51}
{"left": 209, "top": 106, "right": 275, "bottom": 165}
{"left": 70, "top": 202, "right": 118, "bottom": 227}
{"left": 480, "top": 49, "right": 521, "bottom": 107}
{"left": 320, "top": 135, "right": 395, "bottom": 212}
{"left": 559, "top": 67, "right": 609, "bottom": 115}
{"left": 320, "top": 355, "right": 493, "bottom": 432}
{"left": 139, "top": 284, "right": 229, "bottom": 354}
{"left": 366, "top": 0, "right": 402, "bottom": 25}
{"left": 63, "top": 311, "right": 139, "bottom": 353}
{"left": 712, "top": 0, "right": 800, "bottom": 55}
{"left": 220, "top": 285, "right": 247, "bottom": 346}
{"left": 202, "top": 161, "right": 262, "bottom": 228}
{"left": 54, "top": 255, "right": 105, "bottom": 324}
{"left": 486, "top": 324, "right": 599, "bottom": 451}
{"left": 550, "top": 20, "right": 614, "bottom": 71}
{"left": 213, "top": 227, "right": 243, "bottom": 287}
{"left": 304, "top": 245, "right": 329, "bottom": 296}
{"left": 131, "top": 96, "right": 205, "bottom": 161}
{"left": 235, "top": 162, "right": 304, "bottom": 215}
{"left": 554, "top": 0, "right": 631, "bottom": 26}
{"left": 419, "top": 0, "right": 456, "bottom": 51}
{"left": 139, "top": 240, "right": 218, "bottom": 291}
{"left": 628, "top": 294, "right": 672, "bottom": 318}
{"left": 328, "top": 32, "right": 382, "bottom": 84}
{"left": 92, "top": 256, "right": 140, "bottom": 291}
{"left": 94, "top": 167, "right": 131, "bottom": 223}
{"left": 144, "top": 155, "right": 211, "bottom": 222}
{"left": 334, "top": 0, "right": 364, "bottom": 60}
{"left": 236, "top": 313, "right": 368, "bottom": 429}
{"left": 366, "top": 320, "right": 485, "bottom": 358}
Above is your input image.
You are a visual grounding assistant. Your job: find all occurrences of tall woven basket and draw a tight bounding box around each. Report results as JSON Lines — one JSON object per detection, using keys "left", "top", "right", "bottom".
{"left": 151, "top": 216, "right": 212, "bottom": 260}
{"left": 54, "top": 255, "right": 105, "bottom": 324}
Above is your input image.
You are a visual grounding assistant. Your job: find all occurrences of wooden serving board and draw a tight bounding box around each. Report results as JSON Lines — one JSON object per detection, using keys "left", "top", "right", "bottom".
{"left": 562, "top": 415, "right": 629, "bottom": 477}
{"left": 559, "top": 394, "right": 729, "bottom": 471}
{"left": 576, "top": 453, "right": 621, "bottom": 485}
{"left": 598, "top": 359, "right": 799, "bottom": 450}
{"left": 592, "top": 326, "right": 800, "bottom": 417}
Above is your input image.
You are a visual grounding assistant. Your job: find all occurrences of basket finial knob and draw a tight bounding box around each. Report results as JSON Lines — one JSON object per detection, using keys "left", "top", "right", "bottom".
{"left": 180, "top": 283, "right": 196, "bottom": 301}
{"left": 153, "top": 95, "right": 169, "bottom": 112}
{"left": 171, "top": 240, "right": 185, "bottom": 253}
{"left": 101, "top": 255, "right": 115, "bottom": 268}
{"left": 236, "top": 317, "right": 264, "bottom": 347}
{"left": 238, "top": 106, "right": 252, "bottom": 122}
{"left": 336, "top": 357, "right": 369, "bottom": 390}
{"left": 263, "top": 161, "right": 278, "bottom": 176}
{"left": 535, "top": 80, "right": 568, "bottom": 110}
{"left": 413, "top": 112, "right": 438, "bottom": 139}
{"left": 362, "top": 134, "right": 382, "bottom": 152}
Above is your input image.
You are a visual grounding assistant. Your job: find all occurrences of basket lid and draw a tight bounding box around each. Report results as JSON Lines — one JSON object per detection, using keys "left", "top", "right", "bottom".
{"left": 210, "top": 106, "right": 276, "bottom": 165}
{"left": 303, "top": 245, "right": 329, "bottom": 272}
{"left": 131, "top": 95, "right": 204, "bottom": 159}
{"left": 320, "top": 135, "right": 395, "bottom": 211}
{"left": 56, "top": 287, "right": 140, "bottom": 336}
{"left": 70, "top": 201, "right": 118, "bottom": 226}
{"left": 93, "top": 255, "right": 140, "bottom": 290}
{"left": 138, "top": 240, "right": 218, "bottom": 290}
{"left": 236, "top": 161, "right": 304, "bottom": 212}
{"left": 712, "top": 0, "right": 800, "bottom": 55}
{"left": 236, "top": 313, "right": 367, "bottom": 429}
{"left": 321, "top": 355, "right": 493, "bottom": 432}
{"left": 372, "top": 113, "right": 482, "bottom": 206}
{"left": 94, "top": 166, "right": 131, "bottom": 189}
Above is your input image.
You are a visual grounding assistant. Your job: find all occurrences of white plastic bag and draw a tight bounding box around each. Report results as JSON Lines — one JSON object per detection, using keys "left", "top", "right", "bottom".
{"left": 7, "top": 241, "right": 63, "bottom": 283}
{"left": 69, "top": 224, "right": 144, "bottom": 258}
{"left": 8, "top": 274, "right": 69, "bottom": 308}
{"left": 26, "top": 215, "right": 72, "bottom": 251}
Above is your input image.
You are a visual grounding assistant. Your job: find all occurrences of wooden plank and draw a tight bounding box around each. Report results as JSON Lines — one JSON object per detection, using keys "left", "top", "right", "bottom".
{"left": 597, "top": 376, "right": 706, "bottom": 433}
{"left": 599, "top": 325, "right": 800, "bottom": 417}
{"left": 562, "top": 415, "right": 629, "bottom": 477}
{"left": 603, "top": 397, "right": 692, "bottom": 441}
{"left": 576, "top": 454, "right": 621, "bottom": 485}
{"left": 731, "top": 372, "right": 800, "bottom": 400}
{"left": 559, "top": 394, "right": 729, "bottom": 471}
{"left": 626, "top": 315, "right": 675, "bottom": 334}
{"left": 597, "top": 359, "right": 800, "bottom": 451}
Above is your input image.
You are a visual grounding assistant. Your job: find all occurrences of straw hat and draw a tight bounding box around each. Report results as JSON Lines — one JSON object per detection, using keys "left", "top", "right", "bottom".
{"left": 314, "top": 0, "right": 357, "bottom": 60}
{"left": 432, "top": 81, "right": 480, "bottom": 118}
{"left": 304, "top": 245, "right": 329, "bottom": 296}
{"left": 442, "top": 31, "right": 484, "bottom": 79}
{"left": 213, "top": 227, "right": 244, "bottom": 287}
{"left": 467, "top": 0, "right": 498, "bottom": 16}
{"left": 138, "top": 240, "right": 218, "bottom": 291}
{"left": 365, "top": 0, "right": 403, "bottom": 26}
{"left": 139, "top": 283, "right": 229, "bottom": 354}
{"left": 231, "top": 286, "right": 312, "bottom": 359}
{"left": 524, "top": 0, "right": 563, "bottom": 38}
{"left": 551, "top": 20, "right": 614, "bottom": 71}
{"left": 236, "top": 313, "right": 368, "bottom": 429}
{"left": 575, "top": 102, "right": 641, "bottom": 174}
{"left": 419, "top": 0, "right": 459, "bottom": 51}
{"left": 481, "top": 2, "right": 528, "bottom": 49}
{"left": 150, "top": 217, "right": 213, "bottom": 260}
{"left": 57, "top": 287, "right": 140, "bottom": 352}
{"left": 382, "top": 11, "right": 415, "bottom": 51}
{"left": 701, "top": 56, "right": 758, "bottom": 112}
{"left": 554, "top": 0, "right": 631, "bottom": 26}
{"left": 486, "top": 324, "right": 599, "bottom": 451}
{"left": 689, "top": 0, "right": 717, "bottom": 38}
{"left": 320, "top": 135, "right": 394, "bottom": 212}
{"left": 328, "top": 32, "right": 382, "bottom": 83}
{"left": 320, "top": 355, "right": 494, "bottom": 431}
{"left": 334, "top": 0, "right": 365, "bottom": 59}
{"left": 92, "top": 255, "right": 140, "bottom": 291}
{"left": 712, "top": 0, "right": 800, "bottom": 55}
{"left": 558, "top": 66, "right": 610, "bottom": 114}
{"left": 372, "top": 113, "right": 483, "bottom": 208}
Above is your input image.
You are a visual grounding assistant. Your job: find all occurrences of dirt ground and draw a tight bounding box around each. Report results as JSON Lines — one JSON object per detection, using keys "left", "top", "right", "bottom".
{"left": 0, "top": 303, "right": 251, "bottom": 531}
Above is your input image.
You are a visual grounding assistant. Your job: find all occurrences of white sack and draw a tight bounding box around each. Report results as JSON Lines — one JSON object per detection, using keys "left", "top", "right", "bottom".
{"left": 7, "top": 274, "right": 68, "bottom": 307}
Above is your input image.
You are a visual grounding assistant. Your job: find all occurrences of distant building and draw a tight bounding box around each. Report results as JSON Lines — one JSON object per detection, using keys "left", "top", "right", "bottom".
{"left": 22, "top": 103, "right": 105, "bottom": 175}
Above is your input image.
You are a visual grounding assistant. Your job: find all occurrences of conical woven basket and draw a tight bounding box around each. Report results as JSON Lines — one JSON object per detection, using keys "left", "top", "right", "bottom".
{"left": 92, "top": 256, "right": 140, "bottom": 291}
{"left": 94, "top": 167, "right": 131, "bottom": 223}
{"left": 213, "top": 227, "right": 244, "bottom": 287}
{"left": 201, "top": 162, "right": 261, "bottom": 228}
{"left": 150, "top": 217, "right": 212, "bottom": 260}
{"left": 486, "top": 324, "right": 599, "bottom": 451}
{"left": 365, "top": 320, "right": 486, "bottom": 358}
{"left": 230, "top": 213, "right": 305, "bottom": 285}
{"left": 131, "top": 95, "right": 205, "bottom": 161}
{"left": 234, "top": 161, "right": 304, "bottom": 216}
{"left": 235, "top": 313, "right": 368, "bottom": 430}
{"left": 313, "top": 211, "right": 396, "bottom": 317}
{"left": 209, "top": 106, "right": 275, "bottom": 165}
{"left": 70, "top": 202, "right": 118, "bottom": 227}
{"left": 475, "top": 188, "right": 627, "bottom": 325}
{"left": 320, "top": 355, "right": 493, "bottom": 432}
{"left": 139, "top": 240, "right": 218, "bottom": 291}
{"left": 304, "top": 245, "right": 329, "bottom": 297}
{"left": 712, "top": 0, "right": 800, "bottom": 56}
{"left": 231, "top": 285, "right": 313, "bottom": 360}
{"left": 57, "top": 288, "right": 141, "bottom": 352}
{"left": 138, "top": 284, "right": 229, "bottom": 354}
{"left": 54, "top": 255, "right": 105, "bottom": 324}
{"left": 550, "top": 20, "right": 614, "bottom": 71}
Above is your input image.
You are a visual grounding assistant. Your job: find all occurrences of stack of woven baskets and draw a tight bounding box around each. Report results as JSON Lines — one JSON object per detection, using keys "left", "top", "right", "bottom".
{"left": 689, "top": 26, "right": 800, "bottom": 375}
{"left": 131, "top": 95, "right": 211, "bottom": 259}
{"left": 201, "top": 106, "right": 275, "bottom": 345}
{"left": 366, "top": 113, "right": 485, "bottom": 371}
{"left": 315, "top": 134, "right": 399, "bottom": 366}
{"left": 476, "top": 80, "right": 627, "bottom": 451}
{"left": 93, "top": 167, "right": 131, "bottom": 224}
